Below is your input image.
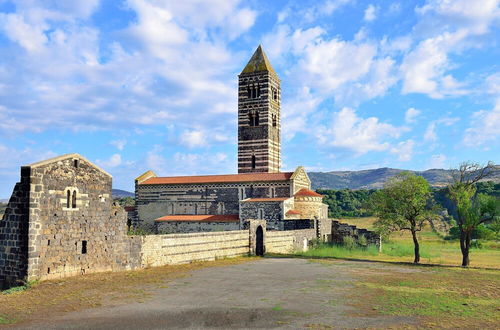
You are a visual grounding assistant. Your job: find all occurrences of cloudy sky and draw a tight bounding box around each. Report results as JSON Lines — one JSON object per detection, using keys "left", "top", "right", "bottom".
{"left": 0, "top": 0, "right": 499, "bottom": 197}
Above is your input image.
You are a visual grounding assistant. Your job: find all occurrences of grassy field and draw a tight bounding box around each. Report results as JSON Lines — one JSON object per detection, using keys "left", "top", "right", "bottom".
{"left": 300, "top": 217, "right": 500, "bottom": 269}
{"left": 339, "top": 260, "right": 500, "bottom": 328}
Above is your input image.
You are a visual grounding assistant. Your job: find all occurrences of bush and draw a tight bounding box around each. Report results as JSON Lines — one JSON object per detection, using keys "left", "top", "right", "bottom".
{"left": 342, "top": 236, "right": 357, "bottom": 250}
{"left": 358, "top": 234, "right": 368, "bottom": 246}
{"left": 127, "top": 227, "right": 150, "bottom": 236}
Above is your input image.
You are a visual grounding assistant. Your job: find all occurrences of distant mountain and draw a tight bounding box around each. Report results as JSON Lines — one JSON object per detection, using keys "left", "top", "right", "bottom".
{"left": 309, "top": 167, "right": 500, "bottom": 190}
{"left": 112, "top": 189, "right": 134, "bottom": 198}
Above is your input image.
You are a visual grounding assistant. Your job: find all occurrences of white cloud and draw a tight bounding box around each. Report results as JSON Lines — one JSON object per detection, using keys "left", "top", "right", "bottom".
{"left": 180, "top": 129, "right": 207, "bottom": 148}
{"left": 364, "top": 4, "right": 377, "bottom": 22}
{"left": 110, "top": 140, "right": 127, "bottom": 151}
{"left": 463, "top": 99, "right": 500, "bottom": 147}
{"left": 424, "top": 116, "right": 460, "bottom": 142}
{"left": 424, "top": 122, "right": 438, "bottom": 142}
{"left": 405, "top": 108, "right": 421, "bottom": 124}
{"left": 390, "top": 139, "right": 415, "bottom": 162}
{"left": 427, "top": 154, "right": 447, "bottom": 169}
{"left": 96, "top": 153, "right": 122, "bottom": 168}
{"left": 401, "top": 0, "right": 500, "bottom": 98}
{"left": 317, "top": 107, "right": 406, "bottom": 154}
{"left": 0, "top": 13, "right": 47, "bottom": 53}
{"left": 299, "top": 39, "right": 376, "bottom": 92}
{"left": 0, "top": 0, "right": 255, "bottom": 136}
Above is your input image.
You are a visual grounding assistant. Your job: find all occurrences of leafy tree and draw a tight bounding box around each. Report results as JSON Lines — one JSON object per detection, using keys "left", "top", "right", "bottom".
{"left": 369, "top": 172, "right": 436, "bottom": 264}
{"left": 447, "top": 161, "right": 499, "bottom": 267}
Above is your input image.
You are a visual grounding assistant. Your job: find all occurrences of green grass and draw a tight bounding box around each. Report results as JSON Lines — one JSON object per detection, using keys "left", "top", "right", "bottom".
{"left": 354, "top": 267, "right": 500, "bottom": 326}
{"left": 382, "top": 241, "right": 440, "bottom": 258}
{"left": 0, "top": 315, "right": 14, "bottom": 324}
{"left": 298, "top": 244, "right": 379, "bottom": 259}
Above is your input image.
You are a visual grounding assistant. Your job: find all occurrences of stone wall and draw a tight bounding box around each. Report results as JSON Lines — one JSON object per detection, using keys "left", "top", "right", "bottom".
{"left": 239, "top": 200, "right": 285, "bottom": 230}
{"left": 266, "top": 229, "right": 316, "bottom": 254}
{"left": 155, "top": 221, "right": 239, "bottom": 234}
{"left": 0, "top": 170, "right": 30, "bottom": 289}
{"left": 331, "top": 220, "right": 381, "bottom": 250}
{"left": 138, "top": 230, "right": 250, "bottom": 267}
{"left": 25, "top": 155, "right": 136, "bottom": 281}
{"left": 0, "top": 154, "right": 141, "bottom": 288}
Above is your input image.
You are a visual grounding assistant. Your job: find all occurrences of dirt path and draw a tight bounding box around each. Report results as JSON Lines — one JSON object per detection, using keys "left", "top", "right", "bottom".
{"left": 12, "top": 258, "right": 418, "bottom": 329}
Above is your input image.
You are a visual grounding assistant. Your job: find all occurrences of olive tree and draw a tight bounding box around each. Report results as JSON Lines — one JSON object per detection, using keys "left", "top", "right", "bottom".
{"left": 448, "top": 161, "right": 499, "bottom": 267}
{"left": 369, "top": 172, "right": 436, "bottom": 264}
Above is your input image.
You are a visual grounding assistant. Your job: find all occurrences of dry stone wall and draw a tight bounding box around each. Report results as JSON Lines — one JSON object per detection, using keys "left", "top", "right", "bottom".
{"left": 139, "top": 230, "right": 250, "bottom": 267}
{"left": 0, "top": 172, "right": 30, "bottom": 289}
{"left": 331, "top": 220, "right": 381, "bottom": 250}
{"left": 266, "top": 229, "right": 316, "bottom": 254}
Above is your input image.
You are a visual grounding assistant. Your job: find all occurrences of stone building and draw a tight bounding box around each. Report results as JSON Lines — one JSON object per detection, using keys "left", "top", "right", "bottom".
{"left": 0, "top": 154, "right": 139, "bottom": 288}
{"left": 135, "top": 46, "right": 329, "bottom": 233}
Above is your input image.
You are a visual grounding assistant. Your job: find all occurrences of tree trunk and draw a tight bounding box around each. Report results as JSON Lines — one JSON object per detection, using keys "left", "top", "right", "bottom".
{"left": 411, "top": 229, "right": 420, "bottom": 264}
{"left": 461, "top": 231, "right": 471, "bottom": 267}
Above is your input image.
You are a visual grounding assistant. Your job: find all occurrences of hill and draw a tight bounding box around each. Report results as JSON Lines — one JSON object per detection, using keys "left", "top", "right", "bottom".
{"left": 309, "top": 167, "right": 500, "bottom": 190}
{"left": 112, "top": 189, "right": 134, "bottom": 198}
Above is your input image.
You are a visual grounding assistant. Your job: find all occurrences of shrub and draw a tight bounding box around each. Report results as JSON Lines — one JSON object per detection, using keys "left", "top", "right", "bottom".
{"left": 342, "top": 236, "right": 357, "bottom": 250}
{"left": 358, "top": 234, "right": 368, "bottom": 246}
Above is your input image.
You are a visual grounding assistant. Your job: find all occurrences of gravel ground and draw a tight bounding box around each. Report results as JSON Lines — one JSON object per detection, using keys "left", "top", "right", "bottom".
{"left": 14, "top": 258, "right": 418, "bottom": 329}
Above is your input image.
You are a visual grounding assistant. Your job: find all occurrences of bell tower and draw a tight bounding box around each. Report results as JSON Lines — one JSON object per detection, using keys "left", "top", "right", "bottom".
{"left": 238, "top": 45, "right": 281, "bottom": 173}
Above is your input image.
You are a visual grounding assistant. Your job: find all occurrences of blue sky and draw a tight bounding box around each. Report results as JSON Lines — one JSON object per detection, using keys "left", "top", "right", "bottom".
{"left": 0, "top": 0, "right": 499, "bottom": 197}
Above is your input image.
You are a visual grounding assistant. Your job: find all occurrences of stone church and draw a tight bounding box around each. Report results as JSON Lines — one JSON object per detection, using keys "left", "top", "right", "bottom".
{"left": 135, "top": 46, "right": 328, "bottom": 233}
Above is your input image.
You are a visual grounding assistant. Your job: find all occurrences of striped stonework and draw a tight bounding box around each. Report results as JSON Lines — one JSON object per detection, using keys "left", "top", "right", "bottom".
{"left": 238, "top": 46, "right": 281, "bottom": 173}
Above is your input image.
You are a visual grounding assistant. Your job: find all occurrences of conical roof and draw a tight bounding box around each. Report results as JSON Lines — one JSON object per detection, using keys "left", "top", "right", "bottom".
{"left": 241, "top": 45, "right": 276, "bottom": 75}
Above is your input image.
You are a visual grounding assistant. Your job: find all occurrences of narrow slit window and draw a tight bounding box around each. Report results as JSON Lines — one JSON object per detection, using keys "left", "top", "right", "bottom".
{"left": 72, "top": 191, "right": 77, "bottom": 209}
{"left": 81, "top": 240, "right": 87, "bottom": 254}
{"left": 66, "top": 190, "right": 71, "bottom": 208}
{"left": 73, "top": 159, "right": 79, "bottom": 168}
{"left": 251, "top": 155, "right": 256, "bottom": 169}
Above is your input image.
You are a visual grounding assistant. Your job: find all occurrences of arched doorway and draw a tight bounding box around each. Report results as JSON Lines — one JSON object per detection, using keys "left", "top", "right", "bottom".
{"left": 256, "top": 225, "right": 264, "bottom": 256}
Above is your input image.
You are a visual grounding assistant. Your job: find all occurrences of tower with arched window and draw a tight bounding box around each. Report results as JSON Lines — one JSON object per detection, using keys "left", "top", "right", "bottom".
{"left": 237, "top": 45, "right": 281, "bottom": 173}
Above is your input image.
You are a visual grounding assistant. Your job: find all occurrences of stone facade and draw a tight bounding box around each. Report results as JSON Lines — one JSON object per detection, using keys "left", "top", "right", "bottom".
{"left": 135, "top": 173, "right": 294, "bottom": 231}
{"left": 238, "top": 45, "right": 281, "bottom": 174}
{"left": 0, "top": 154, "right": 139, "bottom": 288}
{"left": 155, "top": 219, "right": 239, "bottom": 234}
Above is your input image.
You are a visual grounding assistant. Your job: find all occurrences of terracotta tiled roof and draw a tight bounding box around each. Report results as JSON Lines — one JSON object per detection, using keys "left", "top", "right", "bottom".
{"left": 286, "top": 209, "right": 301, "bottom": 215}
{"left": 295, "top": 188, "right": 323, "bottom": 198}
{"left": 140, "top": 172, "right": 293, "bottom": 185}
{"left": 242, "top": 197, "right": 290, "bottom": 202}
{"left": 155, "top": 215, "right": 239, "bottom": 222}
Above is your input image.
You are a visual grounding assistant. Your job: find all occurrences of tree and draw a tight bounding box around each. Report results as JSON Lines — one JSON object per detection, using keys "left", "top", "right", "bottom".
{"left": 369, "top": 172, "right": 436, "bottom": 264}
{"left": 447, "top": 161, "right": 499, "bottom": 267}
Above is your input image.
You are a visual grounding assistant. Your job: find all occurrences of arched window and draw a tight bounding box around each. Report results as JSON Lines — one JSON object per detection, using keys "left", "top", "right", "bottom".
{"left": 272, "top": 114, "right": 277, "bottom": 127}
{"left": 248, "top": 112, "right": 254, "bottom": 126}
{"left": 66, "top": 190, "right": 71, "bottom": 208}
{"left": 255, "top": 112, "right": 259, "bottom": 126}
{"left": 257, "top": 85, "right": 261, "bottom": 97}
{"left": 251, "top": 155, "right": 256, "bottom": 169}
{"left": 71, "top": 190, "right": 77, "bottom": 209}
{"left": 247, "top": 86, "right": 251, "bottom": 98}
